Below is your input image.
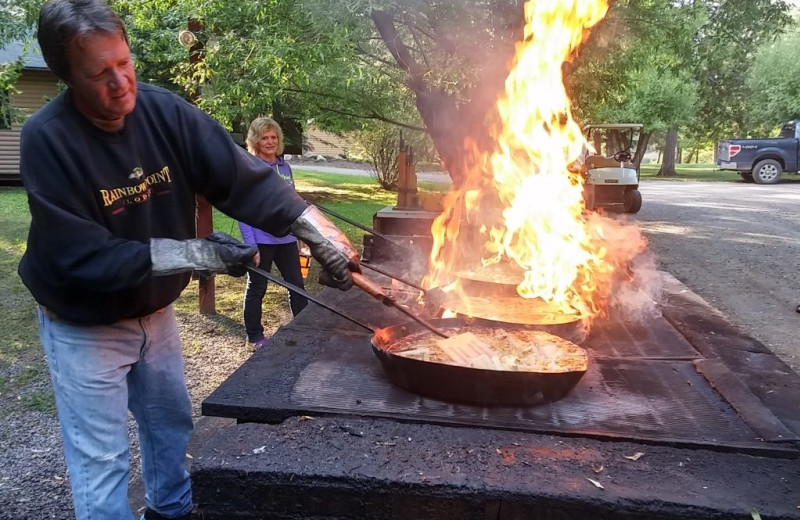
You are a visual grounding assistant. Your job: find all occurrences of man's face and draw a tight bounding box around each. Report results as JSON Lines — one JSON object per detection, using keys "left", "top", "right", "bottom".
{"left": 66, "top": 31, "right": 136, "bottom": 130}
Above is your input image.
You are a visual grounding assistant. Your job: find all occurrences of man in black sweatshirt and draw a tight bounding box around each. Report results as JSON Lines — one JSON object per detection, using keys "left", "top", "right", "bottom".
{"left": 18, "top": 1, "right": 358, "bottom": 518}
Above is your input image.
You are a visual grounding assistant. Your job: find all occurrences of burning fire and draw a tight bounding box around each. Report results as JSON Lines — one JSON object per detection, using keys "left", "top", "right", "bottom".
{"left": 426, "top": 0, "right": 648, "bottom": 323}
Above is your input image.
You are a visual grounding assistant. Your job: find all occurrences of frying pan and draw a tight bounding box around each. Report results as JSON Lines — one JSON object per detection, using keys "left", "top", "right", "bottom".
{"left": 246, "top": 265, "right": 587, "bottom": 406}
{"left": 371, "top": 317, "right": 587, "bottom": 406}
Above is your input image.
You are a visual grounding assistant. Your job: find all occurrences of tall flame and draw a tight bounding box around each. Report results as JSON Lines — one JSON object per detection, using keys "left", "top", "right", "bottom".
{"left": 427, "top": 0, "right": 647, "bottom": 323}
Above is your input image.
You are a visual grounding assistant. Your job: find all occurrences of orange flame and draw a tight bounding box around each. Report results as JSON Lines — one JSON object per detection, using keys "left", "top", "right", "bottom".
{"left": 426, "top": 0, "right": 647, "bottom": 324}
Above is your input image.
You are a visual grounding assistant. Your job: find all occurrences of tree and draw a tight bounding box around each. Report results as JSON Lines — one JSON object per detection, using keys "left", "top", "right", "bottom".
{"left": 114, "top": 0, "right": 423, "bottom": 138}
{"left": 0, "top": 0, "right": 39, "bottom": 44}
{"left": 690, "top": 0, "right": 792, "bottom": 139}
{"left": 126, "top": 1, "right": 720, "bottom": 185}
{"left": 603, "top": 66, "right": 698, "bottom": 173}
{"left": 117, "top": 0, "right": 534, "bottom": 186}
{"left": 363, "top": 1, "right": 526, "bottom": 187}
{"left": 117, "top": 0, "right": 788, "bottom": 183}
{"left": 0, "top": 0, "right": 49, "bottom": 128}
{"left": 745, "top": 28, "right": 800, "bottom": 133}
{"left": 9, "top": 0, "right": 794, "bottom": 180}
{"left": 0, "top": 60, "right": 23, "bottom": 128}
{"left": 354, "top": 122, "right": 401, "bottom": 190}
{"left": 570, "top": 0, "right": 790, "bottom": 174}
{"left": 568, "top": 0, "right": 701, "bottom": 174}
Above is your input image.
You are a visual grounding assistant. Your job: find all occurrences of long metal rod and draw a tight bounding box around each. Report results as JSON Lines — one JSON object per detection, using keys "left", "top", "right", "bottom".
{"left": 245, "top": 265, "right": 376, "bottom": 334}
{"left": 311, "top": 202, "right": 417, "bottom": 253}
{"left": 382, "top": 298, "right": 450, "bottom": 339}
{"left": 360, "top": 263, "right": 426, "bottom": 293}
{"left": 351, "top": 272, "right": 450, "bottom": 339}
{"left": 312, "top": 202, "right": 426, "bottom": 292}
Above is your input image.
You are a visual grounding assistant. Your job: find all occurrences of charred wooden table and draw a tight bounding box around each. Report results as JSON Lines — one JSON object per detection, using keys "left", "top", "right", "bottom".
{"left": 193, "top": 271, "right": 800, "bottom": 520}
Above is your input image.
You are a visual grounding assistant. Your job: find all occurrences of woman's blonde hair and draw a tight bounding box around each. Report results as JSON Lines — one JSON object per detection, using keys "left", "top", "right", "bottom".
{"left": 246, "top": 116, "right": 284, "bottom": 156}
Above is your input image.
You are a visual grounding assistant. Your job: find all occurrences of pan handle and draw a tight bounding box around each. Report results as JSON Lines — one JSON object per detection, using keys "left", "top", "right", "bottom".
{"left": 360, "top": 263, "right": 426, "bottom": 293}
{"left": 352, "top": 272, "right": 450, "bottom": 339}
{"left": 351, "top": 272, "right": 388, "bottom": 301}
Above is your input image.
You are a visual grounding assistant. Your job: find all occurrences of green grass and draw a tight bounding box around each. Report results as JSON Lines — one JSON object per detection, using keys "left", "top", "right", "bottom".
{"left": 640, "top": 162, "right": 800, "bottom": 183}
{"left": 207, "top": 169, "right": 397, "bottom": 247}
{"left": 20, "top": 390, "right": 57, "bottom": 414}
{"left": 0, "top": 191, "right": 42, "bottom": 361}
{"left": 0, "top": 171, "right": 402, "bottom": 413}
{"left": 292, "top": 168, "right": 397, "bottom": 239}
{"left": 640, "top": 163, "right": 728, "bottom": 181}
{"left": 0, "top": 188, "right": 50, "bottom": 414}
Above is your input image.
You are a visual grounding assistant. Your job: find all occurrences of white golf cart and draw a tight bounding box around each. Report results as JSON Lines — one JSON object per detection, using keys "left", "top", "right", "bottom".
{"left": 581, "top": 123, "right": 643, "bottom": 214}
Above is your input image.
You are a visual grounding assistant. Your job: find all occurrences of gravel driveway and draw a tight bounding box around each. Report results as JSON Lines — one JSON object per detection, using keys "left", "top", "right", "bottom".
{"left": 634, "top": 179, "right": 800, "bottom": 374}
{"left": 2, "top": 178, "right": 798, "bottom": 519}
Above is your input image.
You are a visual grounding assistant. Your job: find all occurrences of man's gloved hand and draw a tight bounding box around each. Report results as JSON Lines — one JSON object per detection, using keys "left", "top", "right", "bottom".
{"left": 203, "top": 233, "right": 258, "bottom": 277}
{"left": 318, "top": 268, "right": 354, "bottom": 289}
{"left": 289, "top": 205, "right": 359, "bottom": 290}
{"left": 150, "top": 232, "right": 258, "bottom": 277}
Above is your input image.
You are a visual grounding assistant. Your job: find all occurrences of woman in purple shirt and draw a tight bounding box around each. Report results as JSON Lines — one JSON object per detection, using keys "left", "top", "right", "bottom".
{"left": 239, "top": 117, "right": 309, "bottom": 349}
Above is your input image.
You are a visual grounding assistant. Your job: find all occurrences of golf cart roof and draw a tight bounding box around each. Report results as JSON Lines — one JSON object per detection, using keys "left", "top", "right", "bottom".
{"left": 583, "top": 123, "right": 643, "bottom": 131}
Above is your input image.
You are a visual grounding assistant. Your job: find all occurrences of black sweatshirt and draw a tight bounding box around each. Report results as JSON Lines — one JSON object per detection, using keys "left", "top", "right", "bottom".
{"left": 18, "top": 83, "right": 308, "bottom": 325}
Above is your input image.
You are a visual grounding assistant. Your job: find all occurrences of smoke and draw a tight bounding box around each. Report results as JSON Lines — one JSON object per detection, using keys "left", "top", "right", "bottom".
{"left": 609, "top": 249, "right": 665, "bottom": 323}
{"left": 591, "top": 211, "right": 664, "bottom": 322}
{"left": 584, "top": 211, "right": 665, "bottom": 324}
{"left": 381, "top": 236, "right": 432, "bottom": 284}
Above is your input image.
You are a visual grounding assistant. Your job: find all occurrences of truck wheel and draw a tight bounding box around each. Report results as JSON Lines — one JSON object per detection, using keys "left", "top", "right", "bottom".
{"left": 739, "top": 172, "right": 754, "bottom": 183}
{"left": 623, "top": 188, "right": 642, "bottom": 214}
{"left": 752, "top": 159, "right": 782, "bottom": 184}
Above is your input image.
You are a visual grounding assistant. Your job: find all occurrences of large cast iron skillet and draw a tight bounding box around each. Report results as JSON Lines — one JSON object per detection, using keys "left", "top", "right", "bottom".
{"left": 370, "top": 317, "right": 587, "bottom": 407}
{"left": 246, "top": 265, "right": 587, "bottom": 407}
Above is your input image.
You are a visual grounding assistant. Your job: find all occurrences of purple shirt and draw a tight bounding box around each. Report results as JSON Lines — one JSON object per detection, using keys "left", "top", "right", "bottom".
{"left": 238, "top": 156, "right": 297, "bottom": 245}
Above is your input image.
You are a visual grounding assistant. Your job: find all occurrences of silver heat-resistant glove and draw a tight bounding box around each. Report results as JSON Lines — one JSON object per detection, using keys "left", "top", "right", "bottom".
{"left": 289, "top": 205, "right": 359, "bottom": 290}
{"left": 150, "top": 232, "right": 258, "bottom": 277}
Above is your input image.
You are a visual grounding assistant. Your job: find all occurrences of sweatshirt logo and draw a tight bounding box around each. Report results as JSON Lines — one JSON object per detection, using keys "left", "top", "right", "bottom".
{"left": 100, "top": 166, "right": 173, "bottom": 209}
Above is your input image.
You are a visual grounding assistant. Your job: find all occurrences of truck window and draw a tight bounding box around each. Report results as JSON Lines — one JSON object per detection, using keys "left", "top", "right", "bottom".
{"left": 779, "top": 122, "right": 796, "bottom": 138}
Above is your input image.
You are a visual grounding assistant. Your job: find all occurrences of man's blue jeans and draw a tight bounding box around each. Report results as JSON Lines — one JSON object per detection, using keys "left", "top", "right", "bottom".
{"left": 39, "top": 305, "right": 193, "bottom": 519}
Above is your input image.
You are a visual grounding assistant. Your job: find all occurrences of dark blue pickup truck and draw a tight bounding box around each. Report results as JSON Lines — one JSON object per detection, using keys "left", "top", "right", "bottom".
{"left": 716, "top": 120, "right": 800, "bottom": 184}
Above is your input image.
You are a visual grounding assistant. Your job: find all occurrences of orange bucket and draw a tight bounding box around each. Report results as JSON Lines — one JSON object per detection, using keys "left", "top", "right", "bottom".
{"left": 298, "top": 253, "right": 312, "bottom": 279}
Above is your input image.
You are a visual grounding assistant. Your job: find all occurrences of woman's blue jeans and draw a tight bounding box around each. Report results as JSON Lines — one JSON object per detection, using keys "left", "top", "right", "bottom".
{"left": 39, "top": 305, "right": 193, "bottom": 520}
{"left": 243, "top": 241, "right": 308, "bottom": 342}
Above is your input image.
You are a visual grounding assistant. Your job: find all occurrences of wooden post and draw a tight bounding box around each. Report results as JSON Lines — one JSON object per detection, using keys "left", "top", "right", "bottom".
{"left": 406, "top": 149, "right": 418, "bottom": 208}
{"left": 396, "top": 147, "right": 408, "bottom": 207}
{"left": 195, "top": 195, "right": 215, "bottom": 314}
{"left": 187, "top": 18, "right": 216, "bottom": 315}
{"left": 395, "top": 143, "right": 418, "bottom": 209}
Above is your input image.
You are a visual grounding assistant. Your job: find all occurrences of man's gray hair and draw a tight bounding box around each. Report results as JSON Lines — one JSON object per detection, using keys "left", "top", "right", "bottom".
{"left": 38, "top": 0, "right": 129, "bottom": 81}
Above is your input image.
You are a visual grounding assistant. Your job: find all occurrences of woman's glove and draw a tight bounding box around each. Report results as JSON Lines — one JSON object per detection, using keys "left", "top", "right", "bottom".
{"left": 150, "top": 232, "right": 257, "bottom": 277}
{"left": 289, "top": 205, "right": 359, "bottom": 290}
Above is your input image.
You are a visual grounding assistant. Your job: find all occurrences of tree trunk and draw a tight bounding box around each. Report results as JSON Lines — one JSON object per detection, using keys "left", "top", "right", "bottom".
{"left": 592, "top": 132, "right": 603, "bottom": 155}
{"left": 658, "top": 127, "right": 679, "bottom": 176}
{"left": 632, "top": 131, "right": 652, "bottom": 170}
{"left": 371, "top": 10, "right": 500, "bottom": 188}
